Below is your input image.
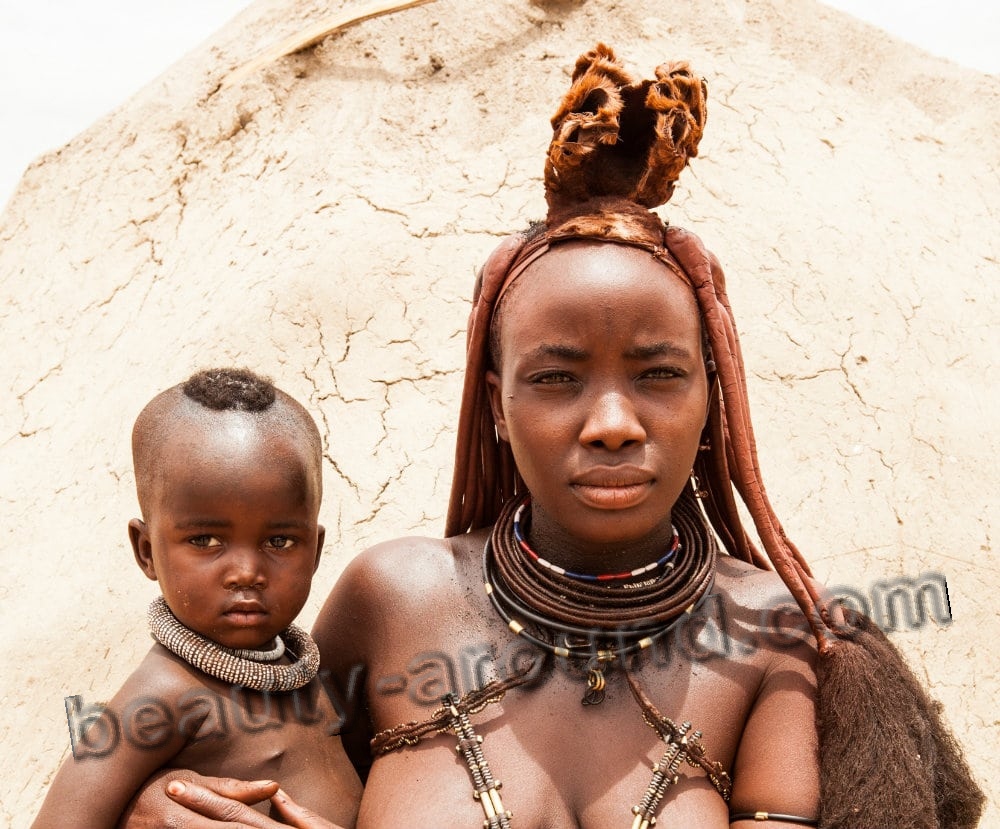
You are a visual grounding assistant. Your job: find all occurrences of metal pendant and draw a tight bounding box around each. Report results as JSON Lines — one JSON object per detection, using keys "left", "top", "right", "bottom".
{"left": 582, "top": 661, "right": 607, "bottom": 705}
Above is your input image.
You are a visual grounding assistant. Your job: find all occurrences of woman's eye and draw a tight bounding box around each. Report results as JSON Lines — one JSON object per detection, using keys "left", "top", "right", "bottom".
{"left": 267, "top": 536, "right": 296, "bottom": 550}
{"left": 189, "top": 535, "right": 222, "bottom": 548}
{"left": 532, "top": 371, "right": 575, "bottom": 385}
{"left": 642, "top": 366, "right": 684, "bottom": 380}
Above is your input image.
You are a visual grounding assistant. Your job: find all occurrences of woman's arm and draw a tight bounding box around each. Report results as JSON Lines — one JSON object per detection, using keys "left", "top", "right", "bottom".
{"left": 310, "top": 536, "right": 447, "bottom": 779}
{"left": 728, "top": 640, "right": 820, "bottom": 826}
{"left": 311, "top": 547, "right": 383, "bottom": 779}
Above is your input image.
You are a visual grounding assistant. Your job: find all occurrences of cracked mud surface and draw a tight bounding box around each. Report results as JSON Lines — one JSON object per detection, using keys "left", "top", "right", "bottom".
{"left": 1, "top": 0, "right": 997, "bottom": 822}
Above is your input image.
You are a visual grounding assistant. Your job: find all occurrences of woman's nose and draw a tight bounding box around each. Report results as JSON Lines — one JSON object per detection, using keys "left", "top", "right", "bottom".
{"left": 579, "top": 390, "right": 646, "bottom": 450}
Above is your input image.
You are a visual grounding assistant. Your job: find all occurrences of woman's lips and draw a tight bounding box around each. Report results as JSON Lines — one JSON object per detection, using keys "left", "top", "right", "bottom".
{"left": 571, "top": 470, "right": 654, "bottom": 509}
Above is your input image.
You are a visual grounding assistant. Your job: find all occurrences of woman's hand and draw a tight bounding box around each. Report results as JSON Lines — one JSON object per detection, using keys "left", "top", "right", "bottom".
{"left": 118, "top": 769, "right": 279, "bottom": 828}
{"left": 268, "top": 788, "right": 341, "bottom": 828}
{"left": 162, "top": 779, "right": 340, "bottom": 828}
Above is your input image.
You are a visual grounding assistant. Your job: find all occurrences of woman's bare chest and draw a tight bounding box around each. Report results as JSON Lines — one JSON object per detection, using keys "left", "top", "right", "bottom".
{"left": 363, "top": 647, "right": 754, "bottom": 829}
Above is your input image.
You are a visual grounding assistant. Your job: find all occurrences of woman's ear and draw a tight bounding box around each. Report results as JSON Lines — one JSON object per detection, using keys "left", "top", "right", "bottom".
{"left": 485, "top": 370, "right": 510, "bottom": 442}
{"left": 129, "top": 518, "right": 158, "bottom": 581}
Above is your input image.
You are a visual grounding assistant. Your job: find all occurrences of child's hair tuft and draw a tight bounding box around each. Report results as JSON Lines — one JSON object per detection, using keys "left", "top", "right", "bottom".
{"left": 182, "top": 367, "right": 276, "bottom": 412}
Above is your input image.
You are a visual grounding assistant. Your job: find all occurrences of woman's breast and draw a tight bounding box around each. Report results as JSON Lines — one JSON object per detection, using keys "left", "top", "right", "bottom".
{"left": 359, "top": 660, "right": 745, "bottom": 829}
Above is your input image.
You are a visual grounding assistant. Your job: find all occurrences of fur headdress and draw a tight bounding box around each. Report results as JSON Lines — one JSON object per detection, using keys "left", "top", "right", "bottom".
{"left": 446, "top": 44, "right": 984, "bottom": 828}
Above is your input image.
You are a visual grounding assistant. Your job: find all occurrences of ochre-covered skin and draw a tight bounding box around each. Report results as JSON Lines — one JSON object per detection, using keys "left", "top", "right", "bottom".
{"left": 441, "top": 43, "right": 983, "bottom": 828}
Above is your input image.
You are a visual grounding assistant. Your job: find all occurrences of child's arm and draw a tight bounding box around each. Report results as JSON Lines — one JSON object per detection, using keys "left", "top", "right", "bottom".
{"left": 32, "top": 650, "right": 201, "bottom": 829}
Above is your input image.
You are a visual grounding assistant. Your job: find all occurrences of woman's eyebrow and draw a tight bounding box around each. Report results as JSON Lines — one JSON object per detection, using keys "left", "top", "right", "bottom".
{"left": 522, "top": 342, "right": 693, "bottom": 360}
{"left": 524, "top": 343, "right": 588, "bottom": 361}
{"left": 626, "top": 341, "right": 693, "bottom": 360}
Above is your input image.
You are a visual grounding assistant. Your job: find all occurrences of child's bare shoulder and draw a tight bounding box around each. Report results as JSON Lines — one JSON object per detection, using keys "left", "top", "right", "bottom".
{"left": 89, "top": 644, "right": 225, "bottom": 753}
{"left": 112, "top": 643, "right": 226, "bottom": 713}
{"left": 129, "top": 643, "right": 211, "bottom": 690}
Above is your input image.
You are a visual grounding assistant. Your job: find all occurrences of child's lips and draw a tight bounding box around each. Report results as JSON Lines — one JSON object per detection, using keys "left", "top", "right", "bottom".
{"left": 223, "top": 601, "right": 268, "bottom": 626}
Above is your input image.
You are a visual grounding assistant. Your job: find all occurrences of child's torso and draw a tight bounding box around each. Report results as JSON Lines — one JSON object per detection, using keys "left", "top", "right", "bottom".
{"left": 155, "top": 652, "right": 360, "bottom": 824}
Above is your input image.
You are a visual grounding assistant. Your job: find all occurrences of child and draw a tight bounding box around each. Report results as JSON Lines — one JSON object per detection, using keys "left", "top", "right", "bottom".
{"left": 32, "top": 367, "right": 362, "bottom": 828}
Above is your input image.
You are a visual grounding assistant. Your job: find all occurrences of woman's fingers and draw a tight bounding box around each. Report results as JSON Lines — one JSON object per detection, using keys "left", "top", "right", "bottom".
{"left": 269, "top": 788, "right": 340, "bottom": 829}
{"left": 166, "top": 779, "right": 284, "bottom": 827}
{"left": 118, "top": 770, "right": 280, "bottom": 829}
{"left": 184, "top": 777, "right": 281, "bottom": 804}
{"left": 118, "top": 769, "right": 331, "bottom": 829}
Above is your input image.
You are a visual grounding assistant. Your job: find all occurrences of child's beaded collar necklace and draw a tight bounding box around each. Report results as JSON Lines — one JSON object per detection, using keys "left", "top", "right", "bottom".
{"left": 147, "top": 597, "right": 319, "bottom": 692}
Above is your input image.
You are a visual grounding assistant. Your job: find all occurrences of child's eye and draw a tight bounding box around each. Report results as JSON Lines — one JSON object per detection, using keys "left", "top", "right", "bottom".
{"left": 266, "top": 536, "right": 296, "bottom": 550}
{"left": 189, "top": 535, "right": 222, "bottom": 548}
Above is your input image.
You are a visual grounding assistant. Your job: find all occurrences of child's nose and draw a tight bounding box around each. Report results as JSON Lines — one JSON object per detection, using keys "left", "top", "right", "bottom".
{"left": 224, "top": 547, "right": 267, "bottom": 589}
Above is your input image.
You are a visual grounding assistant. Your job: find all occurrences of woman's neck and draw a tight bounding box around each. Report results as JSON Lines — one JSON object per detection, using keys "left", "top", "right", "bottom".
{"left": 525, "top": 502, "right": 677, "bottom": 576}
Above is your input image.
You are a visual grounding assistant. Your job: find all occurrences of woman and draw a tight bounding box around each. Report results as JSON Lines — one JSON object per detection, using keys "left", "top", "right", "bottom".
{"left": 122, "top": 44, "right": 983, "bottom": 829}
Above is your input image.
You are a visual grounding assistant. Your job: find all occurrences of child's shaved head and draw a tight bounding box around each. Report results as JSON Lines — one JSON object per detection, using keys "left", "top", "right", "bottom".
{"left": 132, "top": 368, "right": 323, "bottom": 519}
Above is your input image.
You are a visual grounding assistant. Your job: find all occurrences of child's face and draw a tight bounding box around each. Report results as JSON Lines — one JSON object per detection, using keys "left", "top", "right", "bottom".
{"left": 130, "top": 415, "right": 323, "bottom": 650}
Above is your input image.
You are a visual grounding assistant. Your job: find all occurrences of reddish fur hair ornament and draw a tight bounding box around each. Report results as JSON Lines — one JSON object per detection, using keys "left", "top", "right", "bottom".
{"left": 446, "top": 43, "right": 984, "bottom": 828}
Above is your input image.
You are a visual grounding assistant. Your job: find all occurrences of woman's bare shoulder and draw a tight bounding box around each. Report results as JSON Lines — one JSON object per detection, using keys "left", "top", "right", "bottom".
{"left": 713, "top": 554, "right": 804, "bottom": 611}
{"left": 336, "top": 530, "right": 487, "bottom": 600}
{"left": 345, "top": 534, "right": 453, "bottom": 584}
{"left": 711, "top": 555, "right": 820, "bottom": 664}
{"left": 313, "top": 530, "right": 489, "bottom": 662}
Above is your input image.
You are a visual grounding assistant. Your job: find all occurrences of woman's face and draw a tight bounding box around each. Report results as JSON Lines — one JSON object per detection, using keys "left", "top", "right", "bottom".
{"left": 486, "top": 240, "right": 708, "bottom": 561}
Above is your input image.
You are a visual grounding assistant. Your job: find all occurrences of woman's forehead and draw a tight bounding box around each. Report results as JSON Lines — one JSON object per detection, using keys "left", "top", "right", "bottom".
{"left": 522, "top": 240, "right": 684, "bottom": 285}
{"left": 504, "top": 241, "right": 699, "bottom": 323}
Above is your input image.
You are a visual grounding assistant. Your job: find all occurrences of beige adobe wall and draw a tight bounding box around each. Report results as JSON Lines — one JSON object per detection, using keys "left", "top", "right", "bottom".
{"left": 1, "top": 0, "right": 996, "bottom": 824}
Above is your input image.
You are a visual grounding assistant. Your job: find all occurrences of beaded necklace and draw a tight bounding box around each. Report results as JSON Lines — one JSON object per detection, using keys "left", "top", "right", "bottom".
{"left": 512, "top": 500, "right": 679, "bottom": 585}
{"left": 488, "top": 490, "right": 716, "bottom": 703}
{"left": 147, "top": 597, "right": 319, "bottom": 692}
{"left": 227, "top": 636, "right": 286, "bottom": 662}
